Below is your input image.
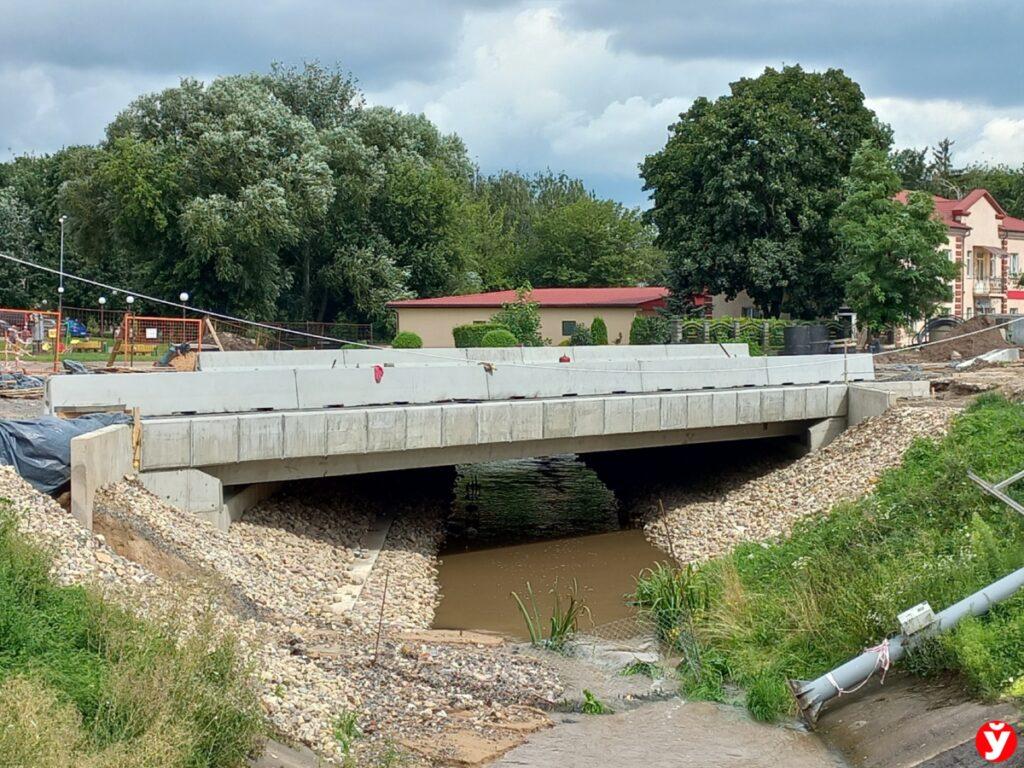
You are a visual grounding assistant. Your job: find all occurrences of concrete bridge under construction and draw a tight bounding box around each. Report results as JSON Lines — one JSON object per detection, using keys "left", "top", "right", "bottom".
{"left": 54, "top": 344, "right": 926, "bottom": 530}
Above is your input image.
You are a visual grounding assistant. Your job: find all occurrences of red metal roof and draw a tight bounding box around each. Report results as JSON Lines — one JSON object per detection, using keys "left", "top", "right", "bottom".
{"left": 387, "top": 287, "right": 670, "bottom": 309}
{"left": 1002, "top": 215, "right": 1024, "bottom": 234}
{"left": 895, "top": 188, "right": 1013, "bottom": 233}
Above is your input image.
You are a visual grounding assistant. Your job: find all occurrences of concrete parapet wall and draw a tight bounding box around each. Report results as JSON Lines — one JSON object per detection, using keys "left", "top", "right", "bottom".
{"left": 847, "top": 380, "right": 931, "bottom": 426}
{"left": 198, "top": 343, "right": 751, "bottom": 371}
{"left": 70, "top": 424, "right": 133, "bottom": 529}
{"left": 48, "top": 353, "right": 872, "bottom": 418}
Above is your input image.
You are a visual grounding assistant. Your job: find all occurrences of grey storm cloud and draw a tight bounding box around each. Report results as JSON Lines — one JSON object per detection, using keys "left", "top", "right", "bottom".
{"left": 562, "top": 0, "right": 1024, "bottom": 106}
{"left": 0, "top": 0, "right": 513, "bottom": 86}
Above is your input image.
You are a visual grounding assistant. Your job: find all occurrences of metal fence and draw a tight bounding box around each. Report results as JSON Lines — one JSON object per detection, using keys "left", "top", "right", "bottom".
{"left": 670, "top": 317, "right": 852, "bottom": 352}
{"left": 0, "top": 308, "right": 61, "bottom": 371}
{"left": 112, "top": 315, "right": 203, "bottom": 366}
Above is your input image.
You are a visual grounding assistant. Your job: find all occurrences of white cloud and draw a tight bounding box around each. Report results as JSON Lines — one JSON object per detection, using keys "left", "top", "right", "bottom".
{"left": 367, "top": 6, "right": 757, "bottom": 202}
{"left": 868, "top": 96, "right": 1024, "bottom": 167}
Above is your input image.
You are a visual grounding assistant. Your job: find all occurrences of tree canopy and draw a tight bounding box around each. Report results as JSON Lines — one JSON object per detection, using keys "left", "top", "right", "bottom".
{"left": 835, "top": 144, "right": 956, "bottom": 330}
{"left": 642, "top": 65, "right": 891, "bottom": 318}
{"left": 0, "top": 63, "right": 662, "bottom": 331}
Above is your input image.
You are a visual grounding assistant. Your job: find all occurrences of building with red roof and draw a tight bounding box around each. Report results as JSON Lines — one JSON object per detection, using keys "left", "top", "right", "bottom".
{"left": 896, "top": 188, "right": 1024, "bottom": 317}
{"left": 387, "top": 286, "right": 683, "bottom": 347}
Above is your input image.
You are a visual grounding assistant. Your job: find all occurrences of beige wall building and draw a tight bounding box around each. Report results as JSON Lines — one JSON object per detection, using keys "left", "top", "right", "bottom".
{"left": 387, "top": 287, "right": 669, "bottom": 347}
{"left": 896, "top": 189, "right": 1024, "bottom": 317}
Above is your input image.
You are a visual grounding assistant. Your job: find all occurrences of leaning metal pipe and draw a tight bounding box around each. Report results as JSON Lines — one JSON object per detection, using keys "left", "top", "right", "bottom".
{"left": 790, "top": 565, "right": 1024, "bottom": 725}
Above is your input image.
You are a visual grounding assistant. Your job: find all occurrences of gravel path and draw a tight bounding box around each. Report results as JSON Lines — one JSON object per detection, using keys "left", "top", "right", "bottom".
{"left": 644, "top": 403, "right": 960, "bottom": 564}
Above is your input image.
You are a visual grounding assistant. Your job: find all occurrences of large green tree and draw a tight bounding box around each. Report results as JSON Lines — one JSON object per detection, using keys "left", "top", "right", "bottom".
{"left": 642, "top": 65, "right": 891, "bottom": 318}
{"left": 835, "top": 143, "right": 956, "bottom": 331}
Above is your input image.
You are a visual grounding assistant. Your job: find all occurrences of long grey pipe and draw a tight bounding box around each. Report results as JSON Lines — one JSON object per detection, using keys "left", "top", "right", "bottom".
{"left": 791, "top": 565, "right": 1024, "bottom": 724}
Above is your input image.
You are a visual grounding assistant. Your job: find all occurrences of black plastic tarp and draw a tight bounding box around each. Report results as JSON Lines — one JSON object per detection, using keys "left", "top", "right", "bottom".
{"left": 0, "top": 414, "right": 131, "bottom": 493}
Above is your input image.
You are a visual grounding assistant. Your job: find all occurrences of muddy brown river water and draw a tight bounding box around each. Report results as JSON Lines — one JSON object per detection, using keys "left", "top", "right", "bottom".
{"left": 433, "top": 455, "right": 669, "bottom": 638}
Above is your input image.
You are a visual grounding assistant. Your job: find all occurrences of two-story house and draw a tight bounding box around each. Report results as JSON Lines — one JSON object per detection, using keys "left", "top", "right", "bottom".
{"left": 897, "top": 188, "right": 1024, "bottom": 318}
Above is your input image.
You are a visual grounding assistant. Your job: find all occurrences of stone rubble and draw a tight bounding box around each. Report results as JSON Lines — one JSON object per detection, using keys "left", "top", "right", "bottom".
{"left": 3, "top": 467, "right": 560, "bottom": 765}
{"left": 645, "top": 403, "right": 960, "bottom": 564}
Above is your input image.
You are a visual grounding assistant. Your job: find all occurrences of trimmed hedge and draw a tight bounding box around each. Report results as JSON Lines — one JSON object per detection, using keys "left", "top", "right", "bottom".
{"left": 590, "top": 316, "right": 609, "bottom": 345}
{"left": 629, "top": 314, "right": 669, "bottom": 345}
{"left": 453, "top": 322, "right": 510, "bottom": 348}
{"left": 481, "top": 329, "right": 518, "bottom": 347}
{"left": 391, "top": 331, "right": 422, "bottom": 349}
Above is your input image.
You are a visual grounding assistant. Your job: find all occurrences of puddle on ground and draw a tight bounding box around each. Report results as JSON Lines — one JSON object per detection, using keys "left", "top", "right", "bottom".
{"left": 434, "top": 455, "right": 670, "bottom": 639}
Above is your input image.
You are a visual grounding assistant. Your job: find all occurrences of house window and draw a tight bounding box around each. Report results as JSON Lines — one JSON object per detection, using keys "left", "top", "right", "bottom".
{"left": 967, "top": 307, "right": 974, "bottom": 319}
{"left": 561, "top": 320, "right": 577, "bottom": 336}
{"left": 941, "top": 249, "right": 951, "bottom": 262}
{"left": 1012, "top": 253, "right": 1020, "bottom": 276}
{"left": 966, "top": 254, "right": 973, "bottom": 277}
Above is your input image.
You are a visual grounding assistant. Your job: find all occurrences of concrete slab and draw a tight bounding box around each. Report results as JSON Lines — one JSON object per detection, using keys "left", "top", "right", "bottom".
{"left": 572, "top": 399, "right": 605, "bottom": 437}
{"left": 405, "top": 406, "right": 443, "bottom": 449}
{"left": 191, "top": 417, "right": 239, "bottom": 465}
{"left": 603, "top": 397, "right": 633, "bottom": 434}
{"left": 70, "top": 424, "right": 133, "bottom": 529}
{"left": 366, "top": 409, "right": 406, "bottom": 452}
{"left": 711, "top": 391, "right": 738, "bottom": 426}
{"left": 325, "top": 411, "right": 368, "bottom": 454}
{"left": 237, "top": 414, "right": 284, "bottom": 461}
{"left": 442, "top": 404, "right": 478, "bottom": 447}
{"left": 478, "top": 402, "right": 512, "bottom": 443}
{"left": 660, "top": 394, "right": 689, "bottom": 429}
{"left": 510, "top": 401, "right": 544, "bottom": 441}
{"left": 283, "top": 412, "right": 327, "bottom": 457}
{"left": 632, "top": 396, "right": 661, "bottom": 432}
{"left": 543, "top": 401, "right": 574, "bottom": 439}
{"left": 687, "top": 393, "right": 714, "bottom": 428}
{"left": 140, "top": 419, "right": 192, "bottom": 470}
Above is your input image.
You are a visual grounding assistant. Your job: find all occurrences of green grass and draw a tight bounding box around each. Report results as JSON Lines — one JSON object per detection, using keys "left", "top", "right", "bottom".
{"left": 0, "top": 503, "right": 263, "bottom": 766}
{"left": 620, "top": 660, "right": 662, "bottom": 678}
{"left": 581, "top": 689, "right": 613, "bottom": 715}
{"left": 511, "top": 578, "right": 592, "bottom": 652}
{"left": 661, "top": 395, "right": 1024, "bottom": 720}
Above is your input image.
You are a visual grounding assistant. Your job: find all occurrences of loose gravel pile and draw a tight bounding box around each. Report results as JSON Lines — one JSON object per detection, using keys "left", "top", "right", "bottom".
{"left": 645, "top": 403, "right": 960, "bottom": 564}
{"left": 3, "top": 471, "right": 560, "bottom": 764}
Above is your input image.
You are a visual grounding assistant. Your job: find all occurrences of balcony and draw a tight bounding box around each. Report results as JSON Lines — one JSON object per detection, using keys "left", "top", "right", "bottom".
{"left": 972, "top": 278, "right": 1006, "bottom": 296}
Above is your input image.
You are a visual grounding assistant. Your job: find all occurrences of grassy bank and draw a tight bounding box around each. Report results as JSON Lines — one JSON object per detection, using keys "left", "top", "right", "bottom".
{"left": 0, "top": 505, "right": 263, "bottom": 767}
{"left": 640, "top": 395, "right": 1024, "bottom": 720}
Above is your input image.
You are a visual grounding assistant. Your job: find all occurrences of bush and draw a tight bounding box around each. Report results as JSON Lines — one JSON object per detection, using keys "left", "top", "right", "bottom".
{"left": 491, "top": 285, "right": 544, "bottom": 346}
{"left": 481, "top": 329, "right": 518, "bottom": 347}
{"left": 452, "top": 322, "right": 509, "bottom": 348}
{"left": 590, "top": 316, "right": 608, "bottom": 345}
{"left": 569, "top": 323, "right": 593, "bottom": 346}
{"left": 391, "top": 331, "right": 422, "bottom": 349}
{"left": 0, "top": 506, "right": 263, "bottom": 766}
{"left": 629, "top": 314, "right": 669, "bottom": 345}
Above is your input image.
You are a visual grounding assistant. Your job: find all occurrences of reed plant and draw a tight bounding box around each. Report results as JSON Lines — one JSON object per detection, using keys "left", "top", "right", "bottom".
{"left": 511, "top": 578, "right": 591, "bottom": 651}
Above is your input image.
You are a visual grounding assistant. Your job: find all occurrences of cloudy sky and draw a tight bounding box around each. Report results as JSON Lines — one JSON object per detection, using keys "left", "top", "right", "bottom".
{"left": 2, "top": 0, "right": 1022, "bottom": 205}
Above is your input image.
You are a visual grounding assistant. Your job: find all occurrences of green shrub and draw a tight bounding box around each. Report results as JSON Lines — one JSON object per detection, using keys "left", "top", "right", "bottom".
{"left": 390, "top": 331, "right": 422, "bottom": 349}
{"left": 569, "top": 323, "right": 593, "bottom": 346}
{"left": 581, "top": 689, "right": 613, "bottom": 715}
{"left": 481, "top": 329, "right": 518, "bottom": 347}
{"left": 491, "top": 285, "right": 544, "bottom": 346}
{"left": 590, "top": 316, "right": 608, "bottom": 345}
{"left": 453, "top": 322, "right": 510, "bottom": 348}
{"left": 0, "top": 506, "right": 263, "bottom": 766}
{"left": 629, "top": 314, "right": 669, "bottom": 345}
{"left": 745, "top": 671, "right": 792, "bottom": 721}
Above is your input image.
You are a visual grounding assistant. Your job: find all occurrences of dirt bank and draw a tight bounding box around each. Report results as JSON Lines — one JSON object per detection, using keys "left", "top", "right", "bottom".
{"left": 877, "top": 316, "right": 1016, "bottom": 363}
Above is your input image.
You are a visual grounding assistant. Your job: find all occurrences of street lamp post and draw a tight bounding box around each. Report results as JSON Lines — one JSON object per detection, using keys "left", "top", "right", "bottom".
{"left": 179, "top": 292, "right": 189, "bottom": 320}
{"left": 98, "top": 296, "right": 107, "bottom": 336}
{"left": 125, "top": 296, "right": 135, "bottom": 367}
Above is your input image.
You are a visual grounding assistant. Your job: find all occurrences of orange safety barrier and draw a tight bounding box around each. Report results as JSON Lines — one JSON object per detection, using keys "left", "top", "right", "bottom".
{"left": 0, "top": 308, "right": 61, "bottom": 372}
{"left": 113, "top": 315, "right": 203, "bottom": 367}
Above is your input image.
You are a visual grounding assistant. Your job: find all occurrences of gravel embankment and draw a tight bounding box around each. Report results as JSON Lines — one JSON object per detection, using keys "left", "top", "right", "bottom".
{"left": 2, "top": 471, "right": 560, "bottom": 764}
{"left": 645, "top": 403, "right": 960, "bottom": 564}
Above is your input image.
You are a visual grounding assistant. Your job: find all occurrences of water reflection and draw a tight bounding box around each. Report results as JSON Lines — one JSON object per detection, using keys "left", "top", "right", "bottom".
{"left": 444, "top": 455, "right": 622, "bottom": 550}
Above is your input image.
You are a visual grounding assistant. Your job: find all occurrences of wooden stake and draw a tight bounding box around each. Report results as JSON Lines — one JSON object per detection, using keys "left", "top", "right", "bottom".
{"left": 204, "top": 316, "right": 224, "bottom": 352}
{"left": 131, "top": 407, "right": 142, "bottom": 471}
